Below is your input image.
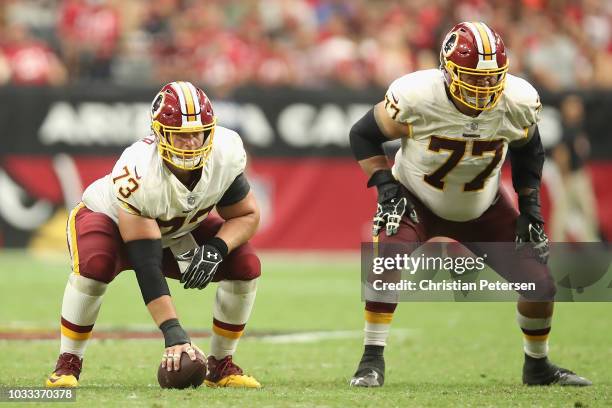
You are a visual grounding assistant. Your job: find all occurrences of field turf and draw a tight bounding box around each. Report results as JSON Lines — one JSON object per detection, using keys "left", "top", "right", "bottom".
{"left": 0, "top": 250, "right": 609, "bottom": 407}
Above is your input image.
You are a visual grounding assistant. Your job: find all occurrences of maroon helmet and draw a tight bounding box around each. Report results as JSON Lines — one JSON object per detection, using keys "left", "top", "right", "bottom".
{"left": 150, "top": 81, "right": 216, "bottom": 170}
{"left": 440, "top": 22, "right": 509, "bottom": 111}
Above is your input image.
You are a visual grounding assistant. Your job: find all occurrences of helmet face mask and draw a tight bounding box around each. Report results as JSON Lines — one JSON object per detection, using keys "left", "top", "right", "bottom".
{"left": 440, "top": 22, "right": 509, "bottom": 111}
{"left": 150, "top": 81, "right": 216, "bottom": 170}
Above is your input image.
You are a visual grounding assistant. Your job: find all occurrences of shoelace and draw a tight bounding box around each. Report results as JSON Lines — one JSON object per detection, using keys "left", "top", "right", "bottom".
{"left": 214, "top": 356, "right": 242, "bottom": 377}
{"left": 57, "top": 354, "right": 81, "bottom": 374}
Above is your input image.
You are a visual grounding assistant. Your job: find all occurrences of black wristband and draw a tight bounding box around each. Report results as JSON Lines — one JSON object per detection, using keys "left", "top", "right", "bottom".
{"left": 205, "top": 237, "right": 229, "bottom": 258}
{"left": 367, "top": 169, "right": 395, "bottom": 188}
{"left": 518, "top": 190, "right": 540, "bottom": 213}
{"left": 159, "top": 318, "right": 190, "bottom": 347}
{"left": 518, "top": 190, "right": 544, "bottom": 223}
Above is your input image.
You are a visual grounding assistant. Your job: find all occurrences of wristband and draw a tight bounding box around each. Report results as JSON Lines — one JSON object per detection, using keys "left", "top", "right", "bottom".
{"left": 206, "top": 237, "right": 229, "bottom": 258}
{"left": 159, "top": 318, "right": 190, "bottom": 347}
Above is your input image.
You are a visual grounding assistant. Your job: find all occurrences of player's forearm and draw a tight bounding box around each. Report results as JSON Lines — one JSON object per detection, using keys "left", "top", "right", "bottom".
{"left": 148, "top": 297, "right": 190, "bottom": 347}
{"left": 215, "top": 210, "right": 260, "bottom": 252}
{"left": 146, "top": 295, "right": 178, "bottom": 326}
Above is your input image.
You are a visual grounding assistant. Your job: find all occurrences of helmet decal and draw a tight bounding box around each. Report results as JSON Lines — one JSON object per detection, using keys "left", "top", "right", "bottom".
{"left": 151, "top": 92, "right": 165, "bottom": 119}
{"left": 442, "top": 32, "right": 458, "bottom": 58}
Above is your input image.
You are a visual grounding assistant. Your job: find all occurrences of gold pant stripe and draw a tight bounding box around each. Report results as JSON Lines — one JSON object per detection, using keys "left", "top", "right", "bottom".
{"left": 365, "top": 310, "right": 394, "bottom": 324}
{"left": 61, "top": 325, "right": 92, "bottom": 341}
{"left": 524, "top": 334, "right": 549, "bottom": 342}
{"left": 68, "top": 202, "right": 85, "bottom": 275}
{"left": 212, "top": 325, "right": 244, "bottom": 339}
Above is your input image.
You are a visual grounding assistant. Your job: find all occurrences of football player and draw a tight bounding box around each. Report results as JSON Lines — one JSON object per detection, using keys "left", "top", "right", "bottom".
{"left": 348, "top": 22, "right": 591, "bottom": 387}
{"left": 46, "top": 81, "right": 262, "bottom": 388}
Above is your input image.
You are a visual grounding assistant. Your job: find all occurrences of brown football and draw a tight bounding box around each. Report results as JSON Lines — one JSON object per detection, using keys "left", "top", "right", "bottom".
{"left": 157, "top": 350, "right": 207, "bottom": 389}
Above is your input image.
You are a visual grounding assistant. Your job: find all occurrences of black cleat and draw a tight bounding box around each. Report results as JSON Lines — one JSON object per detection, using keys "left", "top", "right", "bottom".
{"left": 522, "top": 354, "right": 592, "bottom": 386}
{"left": 349, "top": 347, "right": 385, "bottom": 387}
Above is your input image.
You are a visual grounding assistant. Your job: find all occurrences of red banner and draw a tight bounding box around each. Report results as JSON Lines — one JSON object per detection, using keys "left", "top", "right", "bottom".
{"left": 1, "top": 156, "right": 611, "bottom": 249}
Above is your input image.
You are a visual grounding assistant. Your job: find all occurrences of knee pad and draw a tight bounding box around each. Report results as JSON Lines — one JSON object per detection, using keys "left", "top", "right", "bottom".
{"left": 230, "top": 253, "right": 261, "bottom": 281}
{"left": 80, "top": 252, "right": 117, "bottom": 284}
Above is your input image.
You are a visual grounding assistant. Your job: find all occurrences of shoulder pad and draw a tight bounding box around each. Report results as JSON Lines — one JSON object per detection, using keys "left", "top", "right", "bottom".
{"left": 212, "top": 126, "right": 247, "bottom": 172}
{"left": 384, "top": 69, "right": 443, "bottom": 124}
{"left": 503, "top": 74, "right": 542, "bottom": 128}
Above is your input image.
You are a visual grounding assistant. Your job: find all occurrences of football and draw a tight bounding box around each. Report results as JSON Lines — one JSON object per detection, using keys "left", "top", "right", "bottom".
{"left": 157, "top": 350, "right": 207, "bottom": 389}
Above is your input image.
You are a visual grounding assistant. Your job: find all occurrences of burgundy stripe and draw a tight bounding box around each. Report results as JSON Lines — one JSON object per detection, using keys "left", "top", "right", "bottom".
{"left": 521, "top": 327, "right": 551, "bottom": 336}
{"left": 365, "top": 301, "right": 397, "bottom": 314}
{"left": 212, "top": 318, "right": 245, "bottom": 332}
{"left": 61, "top": 317, "right": 94, "bottom": 333}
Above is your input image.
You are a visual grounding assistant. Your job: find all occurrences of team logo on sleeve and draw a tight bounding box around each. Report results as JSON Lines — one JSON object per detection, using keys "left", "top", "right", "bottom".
{"left": 442, "top": 32, "right": 458, "bottom": 57}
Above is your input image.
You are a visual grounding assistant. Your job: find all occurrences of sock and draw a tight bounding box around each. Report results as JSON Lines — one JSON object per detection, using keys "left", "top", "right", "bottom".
{"left": 210, "top": 279, "right": 257, "bottom": 359}
{"left": 517, "top": 312, "right": 551, "bottom": 359}
{"left": 59, "top": 273, "right": 107, "bottom": 359}
{"left": 364, "top": 301, "right": 397, "bottom": 347}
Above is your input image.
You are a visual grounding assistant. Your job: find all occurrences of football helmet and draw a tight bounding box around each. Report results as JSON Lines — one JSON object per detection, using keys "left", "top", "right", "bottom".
{"left": 440, "top": 22, "right": 508, "bottom": 111}
{"left": 151, "top": 81, "right": 216, "bottom": 170}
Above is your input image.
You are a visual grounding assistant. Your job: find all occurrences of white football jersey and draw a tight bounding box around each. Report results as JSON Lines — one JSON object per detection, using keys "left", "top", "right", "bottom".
{"left": 82, "top": 125, "right": 247, "bottom": 247}
{"left": 385, "top": 69, "right": 541, "bottom": 221}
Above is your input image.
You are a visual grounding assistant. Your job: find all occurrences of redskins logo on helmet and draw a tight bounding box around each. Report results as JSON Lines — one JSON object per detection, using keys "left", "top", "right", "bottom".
{"left": 440, "top": 22, "right": 509, "bottom": 111}
{"left": 150, "top": 81, "right": 216, "bottom": 170}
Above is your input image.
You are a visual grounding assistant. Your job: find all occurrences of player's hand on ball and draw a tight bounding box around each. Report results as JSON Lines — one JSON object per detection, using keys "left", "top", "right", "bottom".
{"left": 161, "top": 342, "right": 204, "bottom": 372}
{"left": 178, "top": 244, "right": 224, "bottom": 290}
{"left": 368, "top": 170, "right": 418, "bottom": 237}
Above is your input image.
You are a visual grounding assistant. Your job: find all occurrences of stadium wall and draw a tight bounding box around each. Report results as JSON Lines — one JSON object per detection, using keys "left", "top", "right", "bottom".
{"left": 1, "top": 86, "right": 611, "bottom": 250}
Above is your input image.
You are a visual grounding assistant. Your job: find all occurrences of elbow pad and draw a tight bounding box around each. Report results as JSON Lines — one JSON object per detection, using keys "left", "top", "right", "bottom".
{"left": 125, "top": 239, "right": 169, "bottom": 305}
{"left": 509, "top": 126, "right": 545, "bottom": 191}
{"left": 349, "top": 108, "right": 388, "bottom": 161}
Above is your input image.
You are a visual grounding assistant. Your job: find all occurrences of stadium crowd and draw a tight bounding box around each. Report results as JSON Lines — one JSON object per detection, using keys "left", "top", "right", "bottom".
{"left": 0, "top": 0, "right": 610, "bottom": 91}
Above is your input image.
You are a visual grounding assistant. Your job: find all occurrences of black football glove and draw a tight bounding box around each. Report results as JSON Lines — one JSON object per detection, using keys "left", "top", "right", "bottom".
{"left": 368, "top": 169, "right": 418, "bottom": 237}
{"left": 178, "top": 238, "right": 228, "bottom": 290}
{"left": 515, "top": 190, "right": 549, "bottom": 264}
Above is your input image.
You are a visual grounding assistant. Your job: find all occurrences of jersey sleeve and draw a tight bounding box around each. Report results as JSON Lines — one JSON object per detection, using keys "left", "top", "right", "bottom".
{"left": 110, "top": 144, "right": 151, "bottom": 217}
{"left": 506, "top": 76, "right": 542, "bottom": 133}
{"left": 221, "top": 130, "right": 247, "bottom": 180}
{"left": 383, "top": 74, "right": 422, "bottom": 129}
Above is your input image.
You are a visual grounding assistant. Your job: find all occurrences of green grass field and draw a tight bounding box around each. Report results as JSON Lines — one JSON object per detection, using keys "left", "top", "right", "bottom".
{"left": 0, "top": 250, "right": 609, "bottom": 407}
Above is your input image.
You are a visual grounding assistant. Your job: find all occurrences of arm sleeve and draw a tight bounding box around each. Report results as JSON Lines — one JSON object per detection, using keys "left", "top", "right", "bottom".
{"left": 349, "top": 108, "right": 388, "bottom": 161}
{"left": 124, "top": 239, "right": 170, "bottom": 305}
{"left": 217, "top": 173, "right": 251, "bottom": 207}
{"left": 509, "top": 125, "right": 545, "bottom": 191}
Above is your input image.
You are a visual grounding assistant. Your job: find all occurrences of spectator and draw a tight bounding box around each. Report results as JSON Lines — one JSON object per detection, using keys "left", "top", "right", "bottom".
{"left": 57, "top": 0, "right": 120, "bottom": 81}
{"left": 0, "top": 24, "right": 67, "bottom": 86}
{"left": 0, "top": 0, "right": 609, "bottom": 90}
{"left": 549, "top": 94, "right": 600, "bottom": 241}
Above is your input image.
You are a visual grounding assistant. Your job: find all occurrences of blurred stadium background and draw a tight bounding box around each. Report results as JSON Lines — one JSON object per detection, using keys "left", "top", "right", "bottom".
{"left": 0, "top": 0, "right": 611, "bottom": 405}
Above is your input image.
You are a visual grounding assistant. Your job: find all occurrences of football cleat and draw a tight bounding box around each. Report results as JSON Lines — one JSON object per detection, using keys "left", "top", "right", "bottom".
{"left": 204, "top": 355, "right": 261, "bottom": 388}
{"left": 522, "top": 355, "right": 592, "bottom": 386}
{"left": 349, "top": 354, "right": 385, "bottom": 387}
{"left": 45, "top": 353, "right": 82, "bottom": 388}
